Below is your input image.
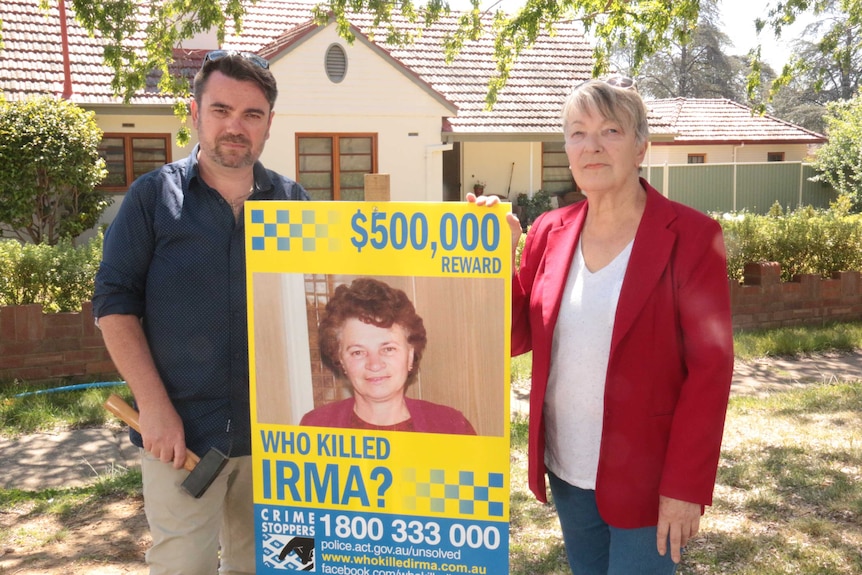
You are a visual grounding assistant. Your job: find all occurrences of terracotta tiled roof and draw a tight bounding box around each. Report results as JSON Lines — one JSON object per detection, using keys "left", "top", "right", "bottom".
{"left": 226, "top": 4, "right": 674, "bottom": 137}
{"left": 645, "top": 98, "right": 827, "bottom": 144}
{"left": 256, "top": 18, "right": 321, "bottom": 61}
{"left": 221, "top": 1, "right": 595, "bottom": 135}
{"left": 257, "top": 18, "right": 460, "bottom": 113}
{"left": 0, "top": 0, "right": 175, "bottom": 105}
{"left": 0, "top": 0, "right": 596, "bottom": 133}
{"left": 0, "top": 0, "right": 678, "bottom": 137}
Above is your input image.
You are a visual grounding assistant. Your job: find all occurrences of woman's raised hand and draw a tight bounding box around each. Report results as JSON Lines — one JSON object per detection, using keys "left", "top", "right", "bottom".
{"left": 466, "top": 193, "right": 522, "bottom": 269}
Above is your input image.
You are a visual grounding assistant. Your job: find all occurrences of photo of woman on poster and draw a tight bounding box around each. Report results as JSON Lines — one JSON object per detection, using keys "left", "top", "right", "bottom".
{"left": 300, "top": 277, "right": 477, "bottom": 435}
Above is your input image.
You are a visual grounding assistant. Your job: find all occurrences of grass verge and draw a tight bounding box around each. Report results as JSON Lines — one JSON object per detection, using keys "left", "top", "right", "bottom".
{"left": 1, "top": 321, "right": 861, "bottom": 573}
{"left": 680, "top": 382, "right": 862, "bottom": 574}
{"left": 733, "top": 321, "right": 862, "bottom": 360}
{"left": 0, "top": 384, "right": 132, "bottom": 437}
{"left": 508, "top": 382, "right": 862, "bottom": 574}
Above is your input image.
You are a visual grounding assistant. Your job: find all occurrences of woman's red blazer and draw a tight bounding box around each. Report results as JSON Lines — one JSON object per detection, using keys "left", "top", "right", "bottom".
{"left": 512, "top": 179, "right": 734, "bottom": 528}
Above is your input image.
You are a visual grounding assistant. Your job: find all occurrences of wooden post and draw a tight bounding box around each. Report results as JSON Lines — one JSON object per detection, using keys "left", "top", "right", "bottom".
{"left": 364, "top": 174, "right": 390, "bottom": 201}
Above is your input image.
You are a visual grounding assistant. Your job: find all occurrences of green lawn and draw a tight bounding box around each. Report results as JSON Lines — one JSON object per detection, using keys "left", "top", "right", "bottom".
{"left": 2, "top": 321, "right": 862, "bottom": 574}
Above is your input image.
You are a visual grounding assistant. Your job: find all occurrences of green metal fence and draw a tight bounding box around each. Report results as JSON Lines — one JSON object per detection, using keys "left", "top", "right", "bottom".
{"left": 644, "top": 162, "right": 836, "bottom": 214}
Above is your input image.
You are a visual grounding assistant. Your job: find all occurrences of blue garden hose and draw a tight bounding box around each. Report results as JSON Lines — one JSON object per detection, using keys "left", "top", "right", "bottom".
{"left": 12, "top": 381, "right": 126, "bottom": 398}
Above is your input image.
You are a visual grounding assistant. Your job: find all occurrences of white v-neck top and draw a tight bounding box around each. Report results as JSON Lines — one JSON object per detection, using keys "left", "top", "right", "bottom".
{"left": 544, "top": 236, "right": 633, "bottom": 489}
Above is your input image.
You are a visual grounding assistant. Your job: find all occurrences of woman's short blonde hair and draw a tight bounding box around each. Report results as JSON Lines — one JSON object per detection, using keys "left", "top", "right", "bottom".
{"left": 561, "top": 80, "right": 650, "bottom": 146}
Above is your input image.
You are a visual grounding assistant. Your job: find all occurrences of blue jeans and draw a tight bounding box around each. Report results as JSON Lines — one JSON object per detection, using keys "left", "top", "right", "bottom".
{"left": 548, "top": 472, "right": 678, "bottom": 575}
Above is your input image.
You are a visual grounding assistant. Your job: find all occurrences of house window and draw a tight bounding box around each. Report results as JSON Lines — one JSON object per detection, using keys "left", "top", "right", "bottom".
{"left": 297, "top": 134, "right": 377, "bottom": 200}
{"left": 767, "top": 152, "right": 785, "bottom": 162}
{"left": 542, "top": 142, "right": 575, "bottom": 194}
{"left": 687, "top": 154, "right": 706, "bottom": 164}
{"left": 98, "top": 134, "right": 171, "bottom": 191}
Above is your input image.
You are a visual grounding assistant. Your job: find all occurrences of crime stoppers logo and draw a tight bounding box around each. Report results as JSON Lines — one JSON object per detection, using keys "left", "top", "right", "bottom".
{"left": 262, "top": 534, "right": 315, "bottom": 571}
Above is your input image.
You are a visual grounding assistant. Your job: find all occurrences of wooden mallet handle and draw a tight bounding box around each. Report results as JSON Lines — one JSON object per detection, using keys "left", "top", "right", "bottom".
{"left": 103, "top": 393, "right": 201, "bottom": 471}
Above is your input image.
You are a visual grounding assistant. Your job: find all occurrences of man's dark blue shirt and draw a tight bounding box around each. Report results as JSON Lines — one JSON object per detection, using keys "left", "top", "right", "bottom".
{"left": 93, "top": 145, "right": 309, "bottom": 457}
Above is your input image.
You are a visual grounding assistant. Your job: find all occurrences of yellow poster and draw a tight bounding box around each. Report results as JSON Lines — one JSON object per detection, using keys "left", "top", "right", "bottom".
{"left": 246, "top": 201, "right": 512, "bottom": 574}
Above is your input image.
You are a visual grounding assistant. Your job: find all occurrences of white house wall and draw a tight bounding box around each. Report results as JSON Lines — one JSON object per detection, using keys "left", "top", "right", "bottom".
{"left": 263, "top": 25, "right": 455, "bottom": 201}
{"left": 82, "top": 108, "right": 189, "bottom": 243}
{"left": 648, "top": 143, "right": 813, "bottom": 165}
{"left": 462, "top": 141, "right": 543, "bottom": 200}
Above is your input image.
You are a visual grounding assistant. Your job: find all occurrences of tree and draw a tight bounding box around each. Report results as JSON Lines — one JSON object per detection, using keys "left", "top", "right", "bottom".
{"left": 810, "top": 92, "right": 862, "bottom": 212}
{"left": 614, "top": 0, "right": 743, "bottom": 100}
{"left": 754, "top": 0, "right": 862, "bottom": 106}
{"left": 0, "top": 1, "right": 844, "bottom": 113}
{"left": 609, "top": 0, "right": 787, "bottom": 106}
{"left": 768, "top": 72, "right": 831, "bottom": 133}
{"left": 730, "top": 54, "right": 778, "bottom": 108}
{"left": 767, "top": 2, "right": 862, "bottom": 132}
{"left": 0, "top": 96, "right": 110, "bottom": 244}
{"left": 798, "top": 10, "right": 862, "bottom": 101}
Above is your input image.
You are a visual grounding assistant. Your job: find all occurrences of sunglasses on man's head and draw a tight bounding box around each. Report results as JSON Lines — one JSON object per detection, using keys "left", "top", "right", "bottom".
{"left": 203, "top": 50, "right": 270, "bottom": 70}
{"left": 602, "top": 75, "right": 637, "bottom": 90}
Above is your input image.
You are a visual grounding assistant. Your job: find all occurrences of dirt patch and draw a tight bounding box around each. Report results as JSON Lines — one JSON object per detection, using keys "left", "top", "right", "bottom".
{"left": 0, "top": 495, "right": 149, "bottom": 574}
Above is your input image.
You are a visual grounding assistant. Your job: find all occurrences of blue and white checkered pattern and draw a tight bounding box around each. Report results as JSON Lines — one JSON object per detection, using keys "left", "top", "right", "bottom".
{"left": 249, "top": 208, "right": 342, "bottom": 252}
{"left": 401, "top": 468, "right": 505, "bottom": 517}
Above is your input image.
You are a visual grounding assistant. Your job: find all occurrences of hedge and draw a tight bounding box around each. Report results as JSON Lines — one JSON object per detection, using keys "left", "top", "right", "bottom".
{"left": 2, "top": 201, "right": 860, "bottom": 313}
{"left": 0, "top": 233, "right": 103, "bottom": 312}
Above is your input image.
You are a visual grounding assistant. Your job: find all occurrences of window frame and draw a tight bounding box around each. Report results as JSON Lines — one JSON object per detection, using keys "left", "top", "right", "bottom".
{"left": 296, "top": 133, "right": 378, "bottom": 201}
{"left": 541, "top": 141, "right": 576, "bottom": 194}
{"left": 97, "top": 133, "right": 172, "bottom": 192}
{"left": 767, "top": 152, "right": 785, "bottom": 162}
{"left": 687, "top": 153, "right": 706, "bottom": 164}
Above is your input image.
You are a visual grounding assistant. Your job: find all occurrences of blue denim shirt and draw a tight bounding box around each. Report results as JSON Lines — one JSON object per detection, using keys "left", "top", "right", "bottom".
{"left": 93, "top": 145, "right": 309, "bottom": 456}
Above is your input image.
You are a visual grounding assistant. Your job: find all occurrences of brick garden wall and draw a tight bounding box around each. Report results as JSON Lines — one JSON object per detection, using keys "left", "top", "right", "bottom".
{"left": 0, "top": 302, "right": 117, "bottom": 384}
{"left": 2, "top": 262, "right": 862, "bottom": 383}
{"left": 732, "top": 262, "right": 862, "bottom": 331}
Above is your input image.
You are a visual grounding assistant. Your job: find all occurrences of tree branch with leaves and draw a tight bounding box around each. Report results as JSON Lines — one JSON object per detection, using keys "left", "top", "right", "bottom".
{"left": 1, "top": 0, "right": 851, "bottom": 128}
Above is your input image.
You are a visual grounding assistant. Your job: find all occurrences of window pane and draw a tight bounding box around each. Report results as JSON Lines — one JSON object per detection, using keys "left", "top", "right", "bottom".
{"left": 340, "top": 138, "right": 371, "bottom": 154}
{"left": 543, "top": 181, "right": 574, "bottom": 194}
{"left": 340, "top": 188, "right": 365, "bottom": 201}
{"left": 544, "top": 167, "right": 572, "bottom": 181}
{"left": 98, "top": 137, "right": 128, "bottom": 187}
{"left": 543, "top": 152, "right": 569, "bottom": 167}
{"left": 542, "top": 142, "right": 573, "bottom": 193}
{"left": 308, "top": 189, "right": 334, "bottom": 201}
{"left": 299, "top": 138, "right": 333, "bottom": 154}
{"left": 340, "top": 154, "right": 372, "bottom": 172}
{"left": 340, "top": 173, "right": 366, "bottom": 189}
{"left": 132, "top": 138, "right": 167, "bottom": 179}
{"left": 299, "top": 173, "right": 332, "bottom": 190}
{"left": 299, "top": 136, "right": 334, "bottom": 200}
{"left": 299, "top": 155, "right": 333, "bottom": 171}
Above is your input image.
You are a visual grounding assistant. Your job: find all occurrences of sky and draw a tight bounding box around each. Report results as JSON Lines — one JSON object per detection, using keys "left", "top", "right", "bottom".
{"left": 446, "top": 0, "right": 817, "bottom": 70}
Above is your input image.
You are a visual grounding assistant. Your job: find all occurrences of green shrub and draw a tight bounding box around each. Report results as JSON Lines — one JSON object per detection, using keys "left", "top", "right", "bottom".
{"left": 718, "top": 202, "right": 862, "bottom": 282}
{"left": 513, "top": 200, "right": 862, "bottom": 283}
{"left": 514, "top": 230, "right": 525, "bottom": 270}
{"left": 0, "top": 96, "right": 110, "bottom": 244}
{"left": 0, "top": 233, "right": 103, "bottom": 312}
{"left": 515, "top": 190, "right": 553, "bottom": 230}
{"left": 1, "top": 199, "right": 861, "bottom": 315}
